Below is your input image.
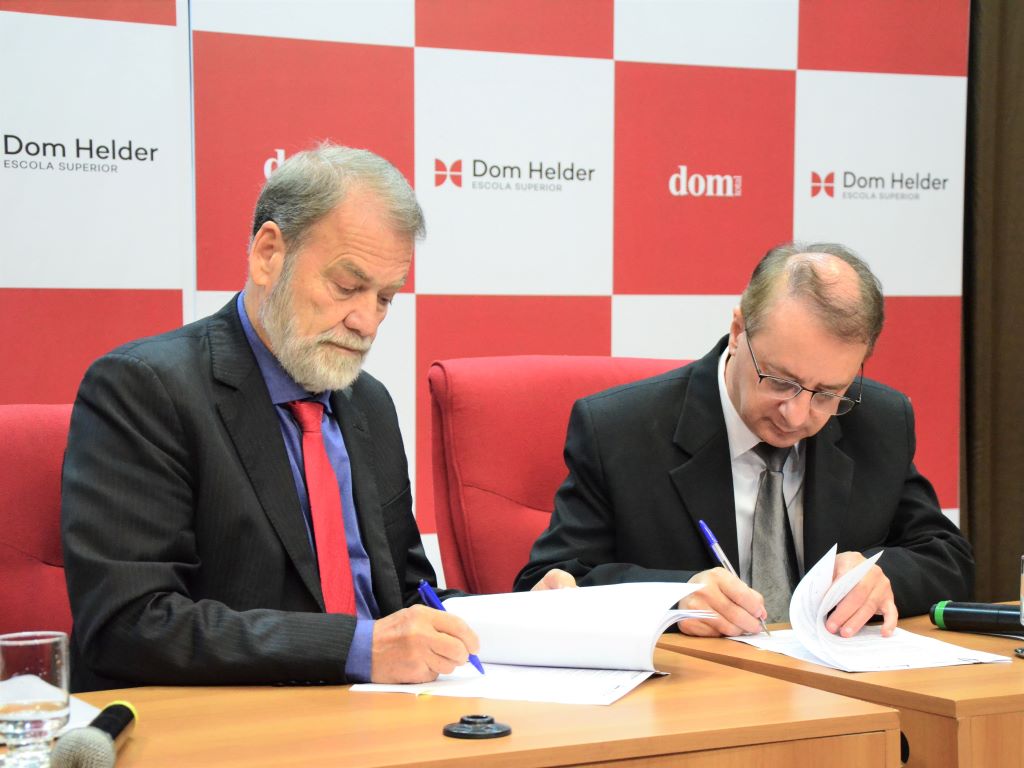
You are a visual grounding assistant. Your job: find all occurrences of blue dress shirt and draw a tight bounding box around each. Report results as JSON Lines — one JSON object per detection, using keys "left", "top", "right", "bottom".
{"left": 237, "top": 293, "right": 378, "bottom": 681}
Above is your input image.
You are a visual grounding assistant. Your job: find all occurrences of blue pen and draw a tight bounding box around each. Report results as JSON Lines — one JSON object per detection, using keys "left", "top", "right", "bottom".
{"left": 417, "top": 579, "right": 485, "bottom": 674}
{"left": 697, "top": 520, "right": 771, "bottom": 637}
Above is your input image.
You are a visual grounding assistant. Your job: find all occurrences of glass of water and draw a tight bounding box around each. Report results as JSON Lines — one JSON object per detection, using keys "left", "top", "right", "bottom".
{"left": 0, "top": 631, "right": 69, "bottom": 767}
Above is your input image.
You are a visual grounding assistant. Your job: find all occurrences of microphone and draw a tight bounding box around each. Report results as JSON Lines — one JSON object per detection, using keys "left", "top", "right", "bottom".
{"left": 51, "top": 701, "right": 137, "bottom": 768}
{"left": 930, "top": 601, "right": 1023, "bottom": 634}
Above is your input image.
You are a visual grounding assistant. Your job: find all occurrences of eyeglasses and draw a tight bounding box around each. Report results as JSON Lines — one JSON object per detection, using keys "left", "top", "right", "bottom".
{"left": 744, "top": 331, "right": 862, "bottom": 416}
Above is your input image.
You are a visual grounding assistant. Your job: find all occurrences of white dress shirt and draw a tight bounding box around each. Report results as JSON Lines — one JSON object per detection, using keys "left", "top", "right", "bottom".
{"left": 716, "top": 348, "right": 806, "bottom": 581}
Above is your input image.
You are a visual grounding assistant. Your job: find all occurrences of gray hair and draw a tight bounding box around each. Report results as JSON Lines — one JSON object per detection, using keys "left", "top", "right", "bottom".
{"left": 251, "top": 142, "right": 425, "bottom": 253}
{"left": 741, "top": 241, "right": 885, "bottom": 353}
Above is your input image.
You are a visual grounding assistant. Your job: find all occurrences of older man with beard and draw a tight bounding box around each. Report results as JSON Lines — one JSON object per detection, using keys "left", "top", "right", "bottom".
{"left": 61, "top": 144, "right": 570, "bottom": 693}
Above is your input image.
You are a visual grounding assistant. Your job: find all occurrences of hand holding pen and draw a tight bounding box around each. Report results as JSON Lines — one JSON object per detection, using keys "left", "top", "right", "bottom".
{"left": 694, "top": 520, "right": 772, "bottom": 637}
{"left": 418, "top": 580, "right": 485, "bottom": 674}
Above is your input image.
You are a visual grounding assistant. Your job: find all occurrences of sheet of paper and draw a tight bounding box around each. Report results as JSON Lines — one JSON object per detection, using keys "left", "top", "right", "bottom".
{"left": 351, "top": 662, "right": 656, "bottom": 706}
{"left": 442, "top": 582, "right": 712, "bottom": 671}
{"left": 729, "top": 545, "right": 1011, "bottom": 671}
{"left": 731, "top": 629, "right": 831, "bottom": 665}
{"left": 789, "top": 545, "right": 883, "bottom": 669}
{"left": 732, "top": 626, "right": 1011, "bottom": 671}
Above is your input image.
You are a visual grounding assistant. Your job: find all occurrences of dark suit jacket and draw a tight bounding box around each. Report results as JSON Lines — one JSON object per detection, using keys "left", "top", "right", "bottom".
{"left": 62, "top": 298, "right": 442, "bottom": 692}
{"left": 515, "top": 337, "right": 973, "bottom": 616}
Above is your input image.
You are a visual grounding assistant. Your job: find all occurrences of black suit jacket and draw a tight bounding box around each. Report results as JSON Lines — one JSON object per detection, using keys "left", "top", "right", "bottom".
{"left": 62, "top": 298, "right": 442, "bottom": 692}
{"left": 515, "top": 338, "right": 973, "bottom": 615}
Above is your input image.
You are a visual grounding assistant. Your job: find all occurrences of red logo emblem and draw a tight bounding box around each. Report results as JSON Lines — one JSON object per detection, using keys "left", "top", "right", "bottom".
{"left": 811, "top": 171, "right": 834, "bottom": 197}
{"left": 435, "top": 159, "right": 462, "bottom": 187}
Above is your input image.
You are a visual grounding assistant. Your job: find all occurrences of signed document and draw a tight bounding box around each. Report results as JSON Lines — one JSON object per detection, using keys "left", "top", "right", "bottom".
{"left": 730, "top": 545, "right": 1010, "bottom": 672}
{"left": 352, "top": 582, "right": 713, "bottom": 704}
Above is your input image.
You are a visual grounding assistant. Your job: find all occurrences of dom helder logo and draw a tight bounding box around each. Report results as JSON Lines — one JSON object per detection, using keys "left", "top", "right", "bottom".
{"left": 811, "top": 169, "right": 949, "bottom": 201}
{"left": 433, "top": 155, "right": 596, "bottom": 193}
{"left": 810, "top": 171, "right": 834, "bottom": 197}
{"left": 667, "top": 164, "right": 742, "bottom": 198}
{"left": 264, "top": 149, "right": 597, "bottom": 193}
{"left": 3, "top": 133, "right": 159, "bottom": 174}
{"left": 435, "top": 159, "right": 462, "bottom": 187}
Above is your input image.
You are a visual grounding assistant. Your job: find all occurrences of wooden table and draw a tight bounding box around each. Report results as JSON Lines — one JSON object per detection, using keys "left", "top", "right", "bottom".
{"left": 658, "top": 615, "right": 1024, "bottom": 768}
{"left": 74, "top": 649, "right": 899, "bottom": 767}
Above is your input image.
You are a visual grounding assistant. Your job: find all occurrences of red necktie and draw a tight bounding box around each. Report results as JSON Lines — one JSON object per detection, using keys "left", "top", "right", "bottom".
{"left": 286, "top": 400, "right": 356, "bottom": 615}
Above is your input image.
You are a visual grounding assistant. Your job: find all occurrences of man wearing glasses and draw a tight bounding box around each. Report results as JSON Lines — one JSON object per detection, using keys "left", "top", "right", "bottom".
{"left": 515, "top": 242, "right": 973, "bottom": 638}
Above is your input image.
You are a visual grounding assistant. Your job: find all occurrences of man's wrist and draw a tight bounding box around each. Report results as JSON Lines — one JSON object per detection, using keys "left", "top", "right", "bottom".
{"left": 344, "top": 619, "right": 375, "bottom": 682}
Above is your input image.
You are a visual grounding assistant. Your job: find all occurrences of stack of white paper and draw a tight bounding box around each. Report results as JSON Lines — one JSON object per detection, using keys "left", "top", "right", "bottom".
{"left": 731, "top": 545, "right": 1011, "bottom": 672}
{"left": 352, "top": 581, "right": 712, "bottom": 704}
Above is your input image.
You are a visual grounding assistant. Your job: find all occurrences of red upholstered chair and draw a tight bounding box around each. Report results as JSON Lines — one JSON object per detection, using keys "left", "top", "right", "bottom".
{"left": 429, "top": 355, "right": 682, "bottom": 594}
{"left": 0, "top": 404, "right": 74, "bottom": 635}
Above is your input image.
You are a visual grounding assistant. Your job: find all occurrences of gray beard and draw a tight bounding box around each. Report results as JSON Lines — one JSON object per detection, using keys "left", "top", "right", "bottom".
{"left": 258, "top": 278, "right": 371, "bottom": 393}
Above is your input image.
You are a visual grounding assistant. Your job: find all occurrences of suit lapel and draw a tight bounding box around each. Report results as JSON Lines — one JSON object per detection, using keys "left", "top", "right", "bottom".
{"left": 207, "top": 298, "right": 325, "bottom": 608}
{"left": 669, "top": 339, "right": 741, "bottom": 567}
{"left": 803, "top": 417, "right": 854, "bottom": 567}
{"left": 331, "top": 389, "right": 402, "bottom": 614}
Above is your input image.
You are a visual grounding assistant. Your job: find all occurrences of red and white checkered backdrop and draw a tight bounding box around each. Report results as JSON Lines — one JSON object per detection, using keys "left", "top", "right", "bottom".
{"left": 0, "top": 0, "right": 969, "bottom": 580}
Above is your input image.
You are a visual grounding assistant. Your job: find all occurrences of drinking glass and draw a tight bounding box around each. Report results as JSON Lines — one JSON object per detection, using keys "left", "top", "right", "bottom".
{"left": 0, "top": 631, "right": 69, "bottom": 768}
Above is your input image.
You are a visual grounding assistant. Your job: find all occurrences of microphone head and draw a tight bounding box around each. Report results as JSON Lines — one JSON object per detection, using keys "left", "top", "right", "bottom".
{"left": 50, "top": 727, "right": 117, "bottom": 768}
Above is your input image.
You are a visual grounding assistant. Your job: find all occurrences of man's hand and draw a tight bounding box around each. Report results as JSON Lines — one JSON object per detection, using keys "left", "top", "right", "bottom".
{"left": 370, "top": 605, "right": 480, "bottom": 683}
{"left": 531, "top": 568, "right": 577, "bottom": 590}
{"left": 677, "top": 567, "right": 768, "bottom": 637}
{"left": 827, "top": 551, "right": 897, "bottom": 638}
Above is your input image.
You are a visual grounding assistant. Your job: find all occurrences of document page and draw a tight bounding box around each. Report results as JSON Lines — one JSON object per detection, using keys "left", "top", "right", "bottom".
{"left": 442, "top": 581, "right": 711, "bottom": 671}
{"left": 730, "top": 545, "right": 1011, "bottom": 671}
{"left": 352, "top": 582, "right": 713, "bottom": 705}
{"left": 352, "top": 663, "right": 656, "bottom": 706}
{"left": 736, "top": 626, "right": 1010, "bottom": 671}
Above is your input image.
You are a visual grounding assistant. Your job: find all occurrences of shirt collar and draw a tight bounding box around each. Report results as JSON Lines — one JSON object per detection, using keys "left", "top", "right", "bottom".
{"left": 236, "top": 291, "right": 331, "bottom": 412}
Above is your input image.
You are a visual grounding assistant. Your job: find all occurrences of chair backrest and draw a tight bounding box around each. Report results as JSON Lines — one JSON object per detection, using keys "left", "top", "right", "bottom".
{"left": 429, "top": 355, "right": 682, "bottom": 594}
{"left": 0, "top": 404, "right": 73, "bottom": 635}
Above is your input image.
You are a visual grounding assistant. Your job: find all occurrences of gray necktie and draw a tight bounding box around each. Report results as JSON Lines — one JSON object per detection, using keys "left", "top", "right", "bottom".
{"left": 750, "top": 442, "right": 798, "bottom": 623}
